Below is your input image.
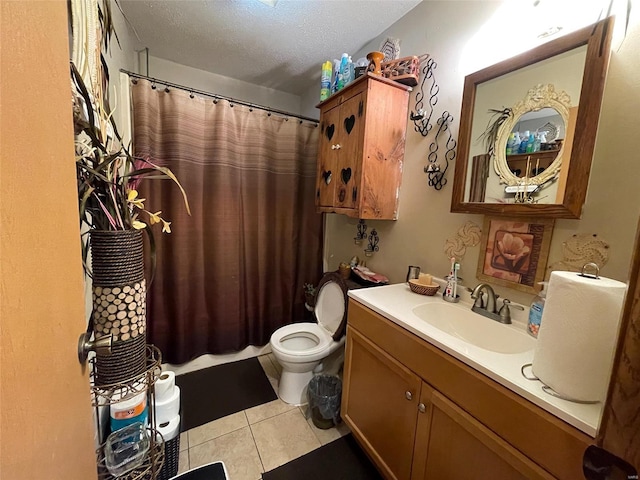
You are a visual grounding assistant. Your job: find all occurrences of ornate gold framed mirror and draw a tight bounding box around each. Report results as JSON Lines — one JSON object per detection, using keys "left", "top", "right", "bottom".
{"left": 451, "top": 17, "right": 613, "bottom": 218}
{"left": 493, "top": 84, "right": 571, "bottom": 196}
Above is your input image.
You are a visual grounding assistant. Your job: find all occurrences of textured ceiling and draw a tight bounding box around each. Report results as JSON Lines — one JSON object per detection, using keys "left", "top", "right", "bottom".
{"left": 120, "top": 0, "right": 422, "bottom": 95}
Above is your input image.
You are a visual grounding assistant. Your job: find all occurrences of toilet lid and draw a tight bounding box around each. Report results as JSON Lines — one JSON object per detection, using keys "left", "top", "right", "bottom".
{"left": 313, "top": 272, "right": 348, "bottom": 340}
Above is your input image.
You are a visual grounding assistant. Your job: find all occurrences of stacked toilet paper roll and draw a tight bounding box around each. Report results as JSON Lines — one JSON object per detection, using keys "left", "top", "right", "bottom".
{"left": 532, "top": 271, "right": 627, "bottom": 402}
{"left": 153, "top": 370, "right": 180, "bottom": 426}
{"left": 156, "top": 414, "right": 181, "bottom": 442}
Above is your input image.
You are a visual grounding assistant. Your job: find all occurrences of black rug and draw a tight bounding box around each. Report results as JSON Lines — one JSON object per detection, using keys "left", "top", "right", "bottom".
{"left": 262, "top": 434, "right": 383, "bottom": 480}
{"left": 176, "top": 357, "right": 277, "bottom": 432}
{"left": 171, "top": 461, "right": 227, "bottom": 480}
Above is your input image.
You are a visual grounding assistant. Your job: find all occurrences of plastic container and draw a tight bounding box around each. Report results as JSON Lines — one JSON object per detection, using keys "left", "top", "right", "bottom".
{"left": 104, "top": 422, "right": 150, "bottom": 477}
{"left": 320, "top": 61, "right": 332, "bottom": 101}
{"left": 331, "top": 59, "right": 341, "bottom": 94}
{"left": 307, "top": 374, "right": 342, "bottom": 429}
{"left": 519, "top": 131, "right": 530, "bottom": 153}
{"left": 527, "top": 281, "right": 548, "bottom": 337}
{"left": 525, "top": 133, "right": 535, "bottom": 153}
{"left": 506, "top": 132, "right": 518, "bottom": 156}
{"left": 337, "top": 53, "right": 349, "bottom": 91}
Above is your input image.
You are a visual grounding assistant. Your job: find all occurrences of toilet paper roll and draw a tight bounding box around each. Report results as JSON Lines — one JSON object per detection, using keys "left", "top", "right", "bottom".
{"left": 532, "top": 271, "right": 627, "bottom": 402}
{"left": 153, "top": 385, "right": 180, "bottom": 425}
{"left": 155, "top": 371, "right": 176, "bottom": 401}
{"left": 156, "top": 414, "right": 181, "bottom": 442}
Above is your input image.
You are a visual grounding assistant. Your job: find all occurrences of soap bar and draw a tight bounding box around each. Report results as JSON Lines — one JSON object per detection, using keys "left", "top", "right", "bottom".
{"left": 419, "top": 273, "right": 432, "bottom": 285}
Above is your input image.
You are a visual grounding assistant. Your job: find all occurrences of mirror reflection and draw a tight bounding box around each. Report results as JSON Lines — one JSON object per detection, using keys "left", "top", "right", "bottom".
{"left": 464, "top": 45, "right": 586, "bottom": 205}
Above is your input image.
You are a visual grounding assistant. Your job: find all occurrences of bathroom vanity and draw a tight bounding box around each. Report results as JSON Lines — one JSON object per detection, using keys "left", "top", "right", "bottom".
{"left": 342, "top": 284, "right": 601, "bottom": 480}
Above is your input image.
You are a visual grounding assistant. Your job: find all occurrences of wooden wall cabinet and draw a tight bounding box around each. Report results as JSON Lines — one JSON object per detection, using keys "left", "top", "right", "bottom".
{"left": 315, "top": 74, "right": 410, "bottom": 220}
{"left": 342, "top": 300, "right": 593, "bottom": 480}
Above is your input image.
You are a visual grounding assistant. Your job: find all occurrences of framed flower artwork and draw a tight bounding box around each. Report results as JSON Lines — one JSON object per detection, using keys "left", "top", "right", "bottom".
{"left": 477, "top": 216, "right": 555, "bottom": 294}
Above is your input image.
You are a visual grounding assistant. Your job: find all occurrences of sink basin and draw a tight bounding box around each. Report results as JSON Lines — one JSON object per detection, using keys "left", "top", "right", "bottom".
{"left": 412, "top": 302, "right": 535, "bottom": 354}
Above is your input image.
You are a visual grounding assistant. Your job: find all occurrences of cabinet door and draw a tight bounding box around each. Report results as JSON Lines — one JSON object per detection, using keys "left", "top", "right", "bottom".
{"left": 342, "top": 327, "right": 421, "bottom": 480}
{"left": 412, "top": 386, "right": 554, "bottom": 480}
{"left": 334, "top": 92, "right": 364, "bottom": 210}
{"left": 316, "top": 104, "right": 341, "bottom": 207}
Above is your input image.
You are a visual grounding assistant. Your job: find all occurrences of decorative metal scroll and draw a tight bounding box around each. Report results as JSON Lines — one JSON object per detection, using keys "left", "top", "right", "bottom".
{"left": 409, "top": 58, "right": 439, "bottom": 137}
{"left": 424, "top": 111, "right": 457, "bottom": 191}
{"left": 354, "top": 219, "right": 367, "bottom": 245}
{"left": 364, "top": 229, "right": 380, "bottom": 256}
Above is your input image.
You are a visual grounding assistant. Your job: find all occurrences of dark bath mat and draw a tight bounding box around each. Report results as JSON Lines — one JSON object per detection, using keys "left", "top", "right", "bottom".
{"left": 171, "top": 461, "right": 228, "bottom": 480}
{"left": 262, "top": 434, "right": 383, "bottom": 480}
{"left": 176, "top": 357, "right": 277, "bottom": 432}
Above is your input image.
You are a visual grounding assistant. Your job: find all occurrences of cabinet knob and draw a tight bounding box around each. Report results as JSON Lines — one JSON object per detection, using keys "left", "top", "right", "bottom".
{"left": 405, "top": 391, "right": 413, "bottom": 401}
{"left": 331, "top": 144, "right": 342, "bottom": 150}
{"left": 418, "top": 403, "right": 426, "bottom": 413}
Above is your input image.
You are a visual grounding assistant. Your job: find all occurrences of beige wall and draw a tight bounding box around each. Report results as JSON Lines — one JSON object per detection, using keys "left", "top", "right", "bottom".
{"left": 146, "top": 55, "right": 303, "bottom": 114}
{"left": 304, "top": 1, "right": 640, "bottom": 307}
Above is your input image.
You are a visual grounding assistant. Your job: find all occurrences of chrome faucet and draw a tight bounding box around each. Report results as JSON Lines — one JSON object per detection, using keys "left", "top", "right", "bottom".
{"left": 470, "top": 283, "right": 497, "bottom": 314}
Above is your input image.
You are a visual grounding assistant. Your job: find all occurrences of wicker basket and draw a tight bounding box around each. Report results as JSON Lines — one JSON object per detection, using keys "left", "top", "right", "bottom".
{"left": 408, "top": 280, "right": 440, "bottom": 296}
{"left": 380, "top": 55, "right": 423, "bottom": 86}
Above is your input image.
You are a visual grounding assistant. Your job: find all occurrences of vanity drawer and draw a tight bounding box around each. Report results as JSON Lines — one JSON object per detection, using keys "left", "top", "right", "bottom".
{"left": 348, "top": 299, "right": 592, "bottom": 480}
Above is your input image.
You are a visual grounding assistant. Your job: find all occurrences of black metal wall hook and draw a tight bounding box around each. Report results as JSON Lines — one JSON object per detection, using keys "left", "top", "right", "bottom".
{"left": 410, "top": 58, "right": 439, "bottom": 137}
{"left": 367, "top": 229, "right": 380, "bottom": 253}
{"left": 424, "top": 111, "right": 457, "bottom": 191}
{"left": 354, "top": 219, "right": 367, "bottom": 245}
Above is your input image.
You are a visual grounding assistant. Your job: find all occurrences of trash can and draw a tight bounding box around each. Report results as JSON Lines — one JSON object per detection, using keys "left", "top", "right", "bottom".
{"left": 307, "top": 374, "right": 342, "bottom": 429}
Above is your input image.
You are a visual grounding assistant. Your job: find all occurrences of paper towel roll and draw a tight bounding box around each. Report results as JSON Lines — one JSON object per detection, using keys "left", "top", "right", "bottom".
{"left": 110, "top": 391, "right": 148, "bottom": 431}
{"left": 532, "top": 271, "right": 626, "bottom": 402}
{"left": 156, "top": 415, "right": 180, "bottom": 442}
{"left": 153, "top": 385, "right": 180, "bottom": 424}
{"left": 155, "top": 371, "right": 176, "bottom": 401}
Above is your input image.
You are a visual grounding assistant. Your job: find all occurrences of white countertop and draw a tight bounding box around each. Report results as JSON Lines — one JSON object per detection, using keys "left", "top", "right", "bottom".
{"left": 348, "top": 283, "right": 602, "bottom": 437}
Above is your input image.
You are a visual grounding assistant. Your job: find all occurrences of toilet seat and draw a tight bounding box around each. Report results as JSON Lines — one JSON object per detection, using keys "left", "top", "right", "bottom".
{"left": 270, "top": 272, "right": 348, "bottom": 359}
{"left": 270, "top": 323, "right": 333, "bottom": 358}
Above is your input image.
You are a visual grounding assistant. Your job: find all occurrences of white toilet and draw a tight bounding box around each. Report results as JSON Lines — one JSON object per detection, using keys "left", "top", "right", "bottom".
{"left": 270, "top": 273, "right": 348, "bottom": 405}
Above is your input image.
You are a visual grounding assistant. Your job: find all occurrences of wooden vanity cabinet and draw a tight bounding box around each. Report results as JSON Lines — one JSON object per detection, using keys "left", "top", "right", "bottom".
{"left": 315, "top": 74, "right": 410, "bottom": 220}
{"left": 342, "top": 300, "right": 593, "bottom": 480}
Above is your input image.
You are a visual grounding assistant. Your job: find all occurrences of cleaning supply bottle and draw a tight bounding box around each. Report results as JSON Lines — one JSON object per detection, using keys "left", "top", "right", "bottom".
{"left": 525, "top": 132, "right": 535, "bottom": 153}
{"left": 506, "top": 133, "right": 518, "bottom": 155}
{"left": 320, "top": 61, "right": 332, "bottom": 101}
{"left": 337, "top": 53, "right": 349, "bottom": 91}
{"left": 331, "top": 59, "right": 341, "bottom": 94}
{"left": 527, "top": 282, "right": 548, "bottom": 337}
{"left": 519, "top": 131, "right": 530, "bottom": 153}
{"left": 533, "top": 132, "right": 542, "bottom": 153}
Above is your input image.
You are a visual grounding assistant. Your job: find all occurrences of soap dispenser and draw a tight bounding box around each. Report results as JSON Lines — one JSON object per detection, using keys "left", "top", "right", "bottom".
{"left": 527, "top": 281, "right": 548, "bottom": 337}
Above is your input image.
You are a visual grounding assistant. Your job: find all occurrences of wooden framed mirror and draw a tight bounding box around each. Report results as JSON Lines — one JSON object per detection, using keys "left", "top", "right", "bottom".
{"left": 451, "top": 17, "right": 613, "bottom": 218}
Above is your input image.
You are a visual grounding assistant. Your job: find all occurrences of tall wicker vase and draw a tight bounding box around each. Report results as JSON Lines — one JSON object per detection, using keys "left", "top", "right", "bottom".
{"left": 90, "top": 230, "right": 147, "bottom": 386}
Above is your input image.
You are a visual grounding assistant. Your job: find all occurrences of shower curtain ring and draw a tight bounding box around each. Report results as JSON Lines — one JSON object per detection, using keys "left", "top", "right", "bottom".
{"left": 151, "top": 81, "right": 156, "bottom": 90}
{"left": 164, "top": 87, "right": 170, "bottom": 93}
{"left": 189, "top": 91, "right": 194, "bottom": 99}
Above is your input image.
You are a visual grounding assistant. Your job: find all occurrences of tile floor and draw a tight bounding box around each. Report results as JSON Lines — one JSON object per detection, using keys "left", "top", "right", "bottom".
{"left": 177, "top": 353, "right": 350, "bottom": 480}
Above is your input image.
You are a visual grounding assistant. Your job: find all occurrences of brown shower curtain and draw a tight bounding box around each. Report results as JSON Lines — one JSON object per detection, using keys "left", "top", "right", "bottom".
{"left": 131, "top": 79, "right": 323, "bottom": 364}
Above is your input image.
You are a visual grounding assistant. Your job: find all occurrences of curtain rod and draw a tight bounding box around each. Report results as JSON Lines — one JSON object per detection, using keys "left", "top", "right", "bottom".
{"left": 120, "top": 69, "right": 319, "bottom": 124}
